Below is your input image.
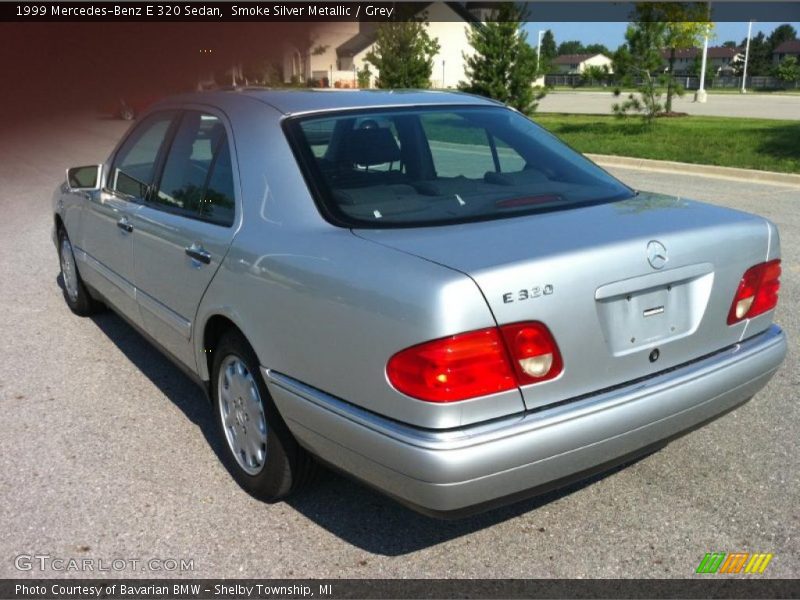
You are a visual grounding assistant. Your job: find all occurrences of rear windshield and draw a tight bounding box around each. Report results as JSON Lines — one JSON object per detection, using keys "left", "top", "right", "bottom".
{"left": 285, "top": 105, "right": 634, "bottom": 227}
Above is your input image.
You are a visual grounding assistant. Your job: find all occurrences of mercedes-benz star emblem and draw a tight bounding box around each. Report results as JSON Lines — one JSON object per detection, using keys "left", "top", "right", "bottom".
{"left": 647, "top": 240, "right": 668, "bottom": 270}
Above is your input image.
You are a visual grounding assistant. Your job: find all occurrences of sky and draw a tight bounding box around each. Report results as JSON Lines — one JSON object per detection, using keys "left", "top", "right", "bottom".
{"left": 523, "top": 22, "right": 800, "bottom": 51}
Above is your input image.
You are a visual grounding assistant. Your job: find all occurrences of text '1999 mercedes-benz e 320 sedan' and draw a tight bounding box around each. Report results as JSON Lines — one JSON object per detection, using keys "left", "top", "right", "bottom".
{"left": 53, "top": 90, "right": 786, "bottom": 517}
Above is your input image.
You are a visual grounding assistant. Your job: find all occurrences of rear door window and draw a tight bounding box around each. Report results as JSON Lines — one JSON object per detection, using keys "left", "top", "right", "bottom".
{"left": 151, "top": 112, "right": 236, "bottom": 227}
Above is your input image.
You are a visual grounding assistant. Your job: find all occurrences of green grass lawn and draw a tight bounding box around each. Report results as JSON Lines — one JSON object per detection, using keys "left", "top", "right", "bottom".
{"left": 533, "top": 114, "right": 800, "bottom": 174}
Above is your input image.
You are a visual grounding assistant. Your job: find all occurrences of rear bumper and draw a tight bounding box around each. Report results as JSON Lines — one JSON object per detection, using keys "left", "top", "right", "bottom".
{"left": 265, "top": 325, "right": 786, "bottom": 517}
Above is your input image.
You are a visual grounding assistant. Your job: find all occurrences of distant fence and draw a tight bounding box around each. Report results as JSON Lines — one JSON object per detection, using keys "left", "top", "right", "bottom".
{"left": 544, "top": 73, "right": 799, "bottom": 90}
{"left": 310, "top": 69, "right": 370, "bottom": 89}
{"left": 677, "top": 75, "right": 799, "bottom": 90}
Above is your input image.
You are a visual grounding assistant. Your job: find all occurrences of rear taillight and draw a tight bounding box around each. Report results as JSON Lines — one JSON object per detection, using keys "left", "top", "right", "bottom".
{"left": 727, "top": 259, "right": 781, "bottom": 325}
{"left": 386, "top": 322, "right": 562, "bottom": 403}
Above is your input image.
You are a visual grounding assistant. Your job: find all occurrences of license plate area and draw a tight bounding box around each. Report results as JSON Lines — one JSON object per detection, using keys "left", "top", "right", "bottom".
{"left": 595, "top": 264, "right": 714, "bottom": 356}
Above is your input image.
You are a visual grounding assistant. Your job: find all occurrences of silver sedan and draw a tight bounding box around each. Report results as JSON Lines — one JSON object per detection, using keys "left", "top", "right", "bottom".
{"left": 52, "top": 90, "right": 786, "bottom": 517}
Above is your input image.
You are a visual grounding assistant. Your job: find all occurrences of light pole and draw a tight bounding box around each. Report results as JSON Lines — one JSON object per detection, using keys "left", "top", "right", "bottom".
{"left": 694, "top": 28, "right": 711, "bottom": 102}
{"left": 536, "top": 29, "right": 545, "bottom": 73}
{"left": 442, "top": 59, "right": 446, "bottom": 88}
{"left": 741, "top": 20, "right": 753, "bottom": 94}
{"left": 694, "top": 3, "right": 712, "bottom": 103}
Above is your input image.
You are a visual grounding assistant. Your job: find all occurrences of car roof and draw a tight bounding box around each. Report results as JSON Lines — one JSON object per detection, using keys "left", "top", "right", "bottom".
{"left": 158, "top": 88, "right": 503, "bottom": 116}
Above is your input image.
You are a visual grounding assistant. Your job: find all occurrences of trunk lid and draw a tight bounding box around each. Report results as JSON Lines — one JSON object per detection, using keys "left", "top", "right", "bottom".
{"left": 355, "top": 193, "right": 771, "bottom": 410}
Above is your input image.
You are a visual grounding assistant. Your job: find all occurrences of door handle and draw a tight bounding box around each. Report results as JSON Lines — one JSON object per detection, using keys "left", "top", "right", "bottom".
{"left": 185, "top": 245, "right": 211, "bottom": 265}
{"left": 116, "top": 217, "right": 133, "bottom": 233}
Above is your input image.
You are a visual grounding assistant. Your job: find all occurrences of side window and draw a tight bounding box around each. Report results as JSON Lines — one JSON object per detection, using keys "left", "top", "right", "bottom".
{"left": 153, "top": 112, "right": 236, "bottom": 227}
{"left": 109, "top": 112, "right": 175, "bottom": 200}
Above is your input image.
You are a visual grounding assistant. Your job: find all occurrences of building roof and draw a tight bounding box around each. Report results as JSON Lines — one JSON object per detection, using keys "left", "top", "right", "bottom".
{"left": 336, "top": 2, "right": 482, "bottom": 58}
{"left": 336, "top": 31, "right": 376, "bottom": 58}
{"left": 156, "top": 89, "right": 500, "bottom": 116}
{"left": 661, "top": 46, "right": 740, "bottom": 60}
{"left": 552, "top": 53, "right": 608, "bottom": 65}
{"left": 773, "top": 39, "right": 800, "bottom": 54}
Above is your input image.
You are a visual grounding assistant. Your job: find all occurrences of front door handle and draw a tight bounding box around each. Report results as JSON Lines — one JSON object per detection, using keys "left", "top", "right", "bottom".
{"left": 116, "top": 217, "right": 133, "bottom": 233}
{"left": 185, "top": 245, "right": 211, "bottom": 265}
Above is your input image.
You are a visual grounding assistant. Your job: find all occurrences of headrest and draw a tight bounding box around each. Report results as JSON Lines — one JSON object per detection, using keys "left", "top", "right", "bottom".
{"left": 342, "top": 127, "right": 401, "bottom": 166}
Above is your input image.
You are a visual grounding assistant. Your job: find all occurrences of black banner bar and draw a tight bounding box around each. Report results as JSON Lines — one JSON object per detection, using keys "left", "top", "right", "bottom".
{"left": 2, "top": 1, "right": 800, "bottom": 22}
{"left": 2, "top": 579, "right": 799, "bottom": 600}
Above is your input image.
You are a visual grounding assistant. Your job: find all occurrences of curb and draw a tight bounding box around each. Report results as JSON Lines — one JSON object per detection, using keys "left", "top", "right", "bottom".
{"left": 586, "top": 154, "right": 800, "bottom": 188}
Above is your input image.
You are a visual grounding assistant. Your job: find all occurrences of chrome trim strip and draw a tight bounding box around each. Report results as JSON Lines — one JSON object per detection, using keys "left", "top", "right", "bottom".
{"left": 136, "top": 289, "right": 192, "bottom": 339}
{"left": 595, "top": 262, "right": 713, "bottom": 300}
{"left": 74, "top": 246, "right": 191, "bottom": 339}
{"left": 265, "top": 324, "right": 785, "bottom": 452}
{"left": 73, "top": 246, "right": 135, "bottom": 298}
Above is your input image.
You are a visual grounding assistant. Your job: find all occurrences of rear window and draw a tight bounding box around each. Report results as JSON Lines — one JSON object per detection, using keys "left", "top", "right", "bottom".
{"left": 285, "top": 106, "right": 634, "bottom": 228}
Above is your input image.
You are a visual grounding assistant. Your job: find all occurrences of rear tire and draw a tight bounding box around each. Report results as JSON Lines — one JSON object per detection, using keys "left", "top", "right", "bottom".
{"left": 58, "top": 228, "right": 102, "bottom": 316}
{"left": 212, "top": 330, "right": 315, "bottom": 501}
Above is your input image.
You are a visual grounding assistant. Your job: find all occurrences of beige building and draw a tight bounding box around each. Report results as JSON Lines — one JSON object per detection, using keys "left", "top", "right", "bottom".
{"left": 551, "top": 53, "right": 613, "bottom": 75}
{"left": 281, "top": 2, "right": 487, "bottom": 88}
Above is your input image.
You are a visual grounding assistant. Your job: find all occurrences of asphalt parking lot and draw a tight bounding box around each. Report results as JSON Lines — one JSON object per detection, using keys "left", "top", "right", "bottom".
{"left": 538, "top": 90, "right": 800, "bottom": 120}
{"left": 0, "top": 115, "right": 797, "bottom": 579}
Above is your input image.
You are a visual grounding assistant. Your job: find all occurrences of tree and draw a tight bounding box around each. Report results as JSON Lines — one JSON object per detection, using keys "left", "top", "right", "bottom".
{"left": 539, "top": 29, "right": 557, "bottom": 72}
{"left": 722, "top": 40, "right": 738, "bottom": 49}
{"left": 768, "top": 24, "right": 798, "bottom": 52}
{"left": 356, "top": 64, "right": 372, "bottom": 89}
{"left": 364, "top": 18, "right": 440, "bottom": 89}
{"left": 612, "top": 20, "right": 668, "bottom": 124}
{"left": 739, "top": 31, "right": 772, "bottom": 76}
{"left": 584, "top": 43, "right": 611, "bottom": 56}
{"left": 460, "top": 3, "right": 545, "bottom": 113}
{"left": 635, "top": 3, "right": 711, "bottom": 113}
{"left": 242, "top": 60, "right": 282, "bottom": 86}
{"left": 776, "top": 56, "right": 800, "bottom": 84}
{"left": 557, "top": 40, "right": 584, "bottom": 55}
{"left": 689, "top": 53, "right": 716, "bottom": 80}
{"left": 582, "top": 64, "right": 611, "bottom": 86}
{"left": 611, "top": 43, "right": 630, "bottom": 74}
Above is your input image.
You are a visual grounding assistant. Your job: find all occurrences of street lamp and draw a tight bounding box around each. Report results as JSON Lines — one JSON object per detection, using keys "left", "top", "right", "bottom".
{"left": 741, "top": 20, "right": 753, "bottom": 94}
{"left": 694, "top": 2, "right": 713, "bottom": 102}
{"left": 536, "top": 29, "right": 545, "bottom": 73}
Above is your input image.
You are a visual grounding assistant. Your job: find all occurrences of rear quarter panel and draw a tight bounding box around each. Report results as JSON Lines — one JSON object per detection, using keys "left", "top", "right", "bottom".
{"left": 192, "top": 99, "right": 525, "bottom": 428}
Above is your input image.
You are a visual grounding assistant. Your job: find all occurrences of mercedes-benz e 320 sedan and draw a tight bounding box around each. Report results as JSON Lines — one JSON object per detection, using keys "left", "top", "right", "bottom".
{"left": 53, "top": 90, "right": 786, "bottom": 517}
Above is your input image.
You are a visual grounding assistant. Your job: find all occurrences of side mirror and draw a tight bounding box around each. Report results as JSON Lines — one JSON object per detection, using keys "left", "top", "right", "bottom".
{"left": 66, "top": 164, "right": 102, "bottom": 191}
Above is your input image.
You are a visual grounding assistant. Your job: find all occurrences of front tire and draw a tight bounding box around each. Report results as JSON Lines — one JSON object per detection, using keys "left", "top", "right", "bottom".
{"left": 212, "top": 330, "right": 314, "bottom": 501}
{"left": 58, "top": 228, "right": 101, "bottom": 316}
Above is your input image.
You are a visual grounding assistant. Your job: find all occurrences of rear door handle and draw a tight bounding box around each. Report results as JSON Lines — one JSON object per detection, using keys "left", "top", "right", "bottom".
{"left": 116, "top": 217, "right": 133, "bottom": 233}
{"left": 185, "top": 245, "right": 211, "bottom": 265}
